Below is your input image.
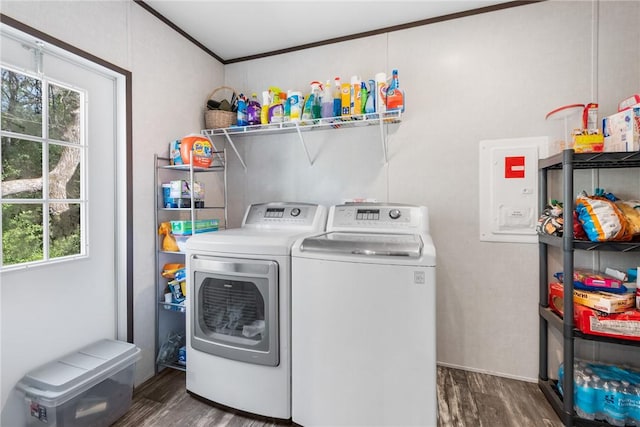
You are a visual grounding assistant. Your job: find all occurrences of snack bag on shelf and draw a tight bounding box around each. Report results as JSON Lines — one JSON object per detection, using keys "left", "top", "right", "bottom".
{"left": 616, "top": 200, "right": 640, "bottom": 236}
{"left": 554, "top": 268, "right": 626, "bottom": 292}
{"left": 536, "top": 200, "right": 563, "bottom": 236}
{"left": 554, "top": 268, "right": 624, "bottom": 290}
{"left": 575, "top": 190, "right": 632, "bottom": 242}
{"left": 161, "top": 263, "right": 185, "bottom": 279}
{"left": 535, "top": 200, "right": 588, "bottom": 239}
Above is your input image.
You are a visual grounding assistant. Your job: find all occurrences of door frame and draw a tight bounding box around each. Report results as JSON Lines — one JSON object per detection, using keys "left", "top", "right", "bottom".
{"left": 0, "top": 14, "right": 133, "bottom": 342}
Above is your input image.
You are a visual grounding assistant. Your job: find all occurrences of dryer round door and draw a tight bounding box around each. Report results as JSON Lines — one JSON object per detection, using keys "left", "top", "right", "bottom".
{"left": 189, "top": 255, "right": 279, "bottom": 366}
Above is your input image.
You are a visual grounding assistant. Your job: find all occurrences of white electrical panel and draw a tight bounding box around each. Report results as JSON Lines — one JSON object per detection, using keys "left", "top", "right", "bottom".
{"left": 479, "top": 137, "right": 548, "bottom": 243}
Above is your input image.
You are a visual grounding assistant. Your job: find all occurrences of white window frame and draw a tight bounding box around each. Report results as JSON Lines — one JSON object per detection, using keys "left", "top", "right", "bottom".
{"left": 1, "top": 64, "right": 89, "bottom": 271}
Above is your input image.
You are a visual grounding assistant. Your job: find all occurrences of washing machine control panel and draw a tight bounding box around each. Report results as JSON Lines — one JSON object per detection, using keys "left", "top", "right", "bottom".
{"left": 243, "top": 203, "right": 323, "bottom": 227}
{"left": 329, "top": 204, "right": 428, "bottom": 233}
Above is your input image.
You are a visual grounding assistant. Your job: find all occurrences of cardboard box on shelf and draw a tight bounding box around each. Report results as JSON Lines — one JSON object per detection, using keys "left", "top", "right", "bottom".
{"left": 573, "top": 288, "right": 635, "bottom": 314}
{"left": 602, "top": 106, "right": 640, "bottom": 152}
{"left": 169, "top": 180, "right": 204, "bottom": 200}
{"left": 573, "top": 132, "right": 604, "bottom": 153}
{"left": 169, "top": 140, "right": 183, "bottom": 165}
{"left": 549, "top": 282, "right": 565, "bottom": 316}
{"left": 548, "top": 282, "right": 635, "bottom": 315}
{"left": 548, "top": 282, "right": 640, "bottom": 341}
{"left": 170, "top": 219, "right": 219, "bottom": 236}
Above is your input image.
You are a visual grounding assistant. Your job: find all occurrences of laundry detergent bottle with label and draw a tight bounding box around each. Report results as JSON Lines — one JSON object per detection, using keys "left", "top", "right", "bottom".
{"left": 289, "top": 91, "right": 303, "bottom": 122}
{"left": 247, "top": 93, "right": 261, "bottom": 126}
{"left": 375, "top": 72, "right": 387, "bottom": 114}
{"left": 260, "top": 91, "right": 270, "bottom": 125}
{"left": 321, "top": 80, "right": 334, "bottom": 119}
{"left": 281, "top": 92, "right": 290, "bottom": 122}
{"left": 268, "top": 86, "right": 284, "bottom": 123}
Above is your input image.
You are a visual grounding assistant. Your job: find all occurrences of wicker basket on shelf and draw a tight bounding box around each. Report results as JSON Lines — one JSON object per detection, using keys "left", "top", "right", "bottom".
{"left": 204, "top": 86, "right": 237, "bottom": 129}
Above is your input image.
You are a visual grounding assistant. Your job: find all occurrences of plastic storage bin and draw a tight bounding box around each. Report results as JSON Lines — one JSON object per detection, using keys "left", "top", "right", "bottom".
{"left": 17, "top": 339, "right": 141, "bottom": 427}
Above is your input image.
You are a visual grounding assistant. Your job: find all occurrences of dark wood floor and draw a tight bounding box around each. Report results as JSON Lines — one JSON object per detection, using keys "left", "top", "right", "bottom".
{"left": 113, "top": 366, "right": 563, "bottom": 427}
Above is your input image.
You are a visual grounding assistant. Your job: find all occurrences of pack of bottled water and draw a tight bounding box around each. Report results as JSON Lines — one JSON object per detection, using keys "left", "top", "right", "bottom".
{"left": 558, "top": 360, "right": 640, "bottom": 425}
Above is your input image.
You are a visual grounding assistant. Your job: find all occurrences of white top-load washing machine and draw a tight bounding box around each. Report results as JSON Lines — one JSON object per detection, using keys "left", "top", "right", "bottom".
{"left": 185, "top": 202, "right": 327, "bottom": 420}
{"left": 291, "top": 203, "right": 437, "bottom": 426}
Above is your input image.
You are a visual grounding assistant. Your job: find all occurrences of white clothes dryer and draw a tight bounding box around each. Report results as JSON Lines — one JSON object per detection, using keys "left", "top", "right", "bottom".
{"left": 185, "top": 202, "right": 327, "bottom": 420}
{"left": 291, "top": 203, "right": 437, "bottom": 426}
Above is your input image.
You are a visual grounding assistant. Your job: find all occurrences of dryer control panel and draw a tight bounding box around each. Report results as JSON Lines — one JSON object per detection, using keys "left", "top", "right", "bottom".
{"left": 243, "top": 202, "right": 326, "bottom": 228}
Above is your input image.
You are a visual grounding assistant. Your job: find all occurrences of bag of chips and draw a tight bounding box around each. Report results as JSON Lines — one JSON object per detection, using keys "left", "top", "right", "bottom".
{"left": 576, "top": 191, "right": 632, "bottom": 242}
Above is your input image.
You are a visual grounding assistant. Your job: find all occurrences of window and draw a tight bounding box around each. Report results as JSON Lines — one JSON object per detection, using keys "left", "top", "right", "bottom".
{"left": 1, "top": 66, "right": 86, "bottom": 268}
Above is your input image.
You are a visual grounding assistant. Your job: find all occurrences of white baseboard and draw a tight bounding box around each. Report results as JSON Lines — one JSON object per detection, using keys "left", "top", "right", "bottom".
{"left": 436, "top": 361, "right": 538, "bottom": 384}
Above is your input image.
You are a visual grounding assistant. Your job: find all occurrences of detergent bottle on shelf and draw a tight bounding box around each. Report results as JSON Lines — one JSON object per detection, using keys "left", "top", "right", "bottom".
{"left": 333, "top": 77, "right": 342, "bottom": 117}
{"left": 375, "top": 72, "right": 387, "bottom": 114}
{"left": 282, "top": 92, "right": 290, "bottom": 122}
{"left": 247, "top": 93, "right": 261, "bottom": 126}
{"left": 260, "top": 91, "right": 270, "bottom": 125}
{"left": 268, "top": 86, "right": 284, "bottom": 123}
{"left": 321, "top": 80, "right": 334, "bottom": 119}
{"left": 289, "top": 90, "right": 303, "bottom": 122}
{"left": 386, "top": 69, "right": 405, "bottom": 113}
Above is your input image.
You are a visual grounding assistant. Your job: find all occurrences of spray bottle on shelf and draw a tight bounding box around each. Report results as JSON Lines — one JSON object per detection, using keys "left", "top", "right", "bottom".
{"left": 386, "top": 69, "right": 405, "bottom": 112}
{"left": 322, "top": 80, "right": 334, "bottom": 119}
{"left": 312, "top": 82, "right": 323, "bottom": 119}
{"left": 302, "top": 81, "right": 322, "bottom": 123}
{"left": 360, "top": 81, "right": 368, "bottom": 115}
{"left": 364, "top": 79, "right": 376, "bottom": 114}
{"left": 333, "top": 77, "right": 342, "bottom": 117}
{"left": 236, "top": 94, "right": 248, "bottom": 126}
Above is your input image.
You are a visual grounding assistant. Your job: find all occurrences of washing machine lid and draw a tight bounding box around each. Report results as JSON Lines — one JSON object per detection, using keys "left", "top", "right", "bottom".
{"left": 299, "top": 232, "right": 423, "bottom": 258}
{"left": 186, "top": 228, "right": 316, "bottom": 255}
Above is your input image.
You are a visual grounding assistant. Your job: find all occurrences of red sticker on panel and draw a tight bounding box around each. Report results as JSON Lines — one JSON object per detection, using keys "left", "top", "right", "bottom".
{"left": 505, "top": 156, "right": 525, "bottom": 179}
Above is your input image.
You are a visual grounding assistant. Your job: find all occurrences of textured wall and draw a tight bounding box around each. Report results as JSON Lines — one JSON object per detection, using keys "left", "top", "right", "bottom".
{"left": 221, "top": 0, "right": 640, "bottom": 381}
